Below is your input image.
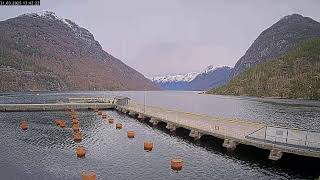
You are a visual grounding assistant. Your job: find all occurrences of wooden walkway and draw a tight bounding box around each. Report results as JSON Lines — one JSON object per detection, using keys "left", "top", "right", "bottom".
{"left": 116, "top": 102, "right": 320, "bottom": 160}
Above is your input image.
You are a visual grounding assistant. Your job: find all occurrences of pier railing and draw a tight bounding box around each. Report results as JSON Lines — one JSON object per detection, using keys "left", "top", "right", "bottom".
{"left": 246, "top": 126, "right": 320, "bottom": 151}
{"left": 122, "top": 101, "right": 320, "bottom": 152}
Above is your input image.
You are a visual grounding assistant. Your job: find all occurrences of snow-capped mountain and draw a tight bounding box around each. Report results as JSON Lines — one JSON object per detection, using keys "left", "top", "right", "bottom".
{"left": 151, "top": 65, "right": 232, "bottom": 90}
{"left": 20, "top": 11, "right": 98, "bottom": 46}
{"left": 0, "top": 11, "right": 158, "bottom": 91}
{"left": 198, "top": 65, "right": 218, "bottom": 75}
{"left": 151, "top": 72, "right": 198, "bottom": 83}
{"left": 189, "top": 66, "right": 232, "bottom": 90}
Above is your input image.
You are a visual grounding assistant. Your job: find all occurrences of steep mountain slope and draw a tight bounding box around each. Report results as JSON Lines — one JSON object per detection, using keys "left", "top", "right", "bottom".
{"left": 208, "top": 38, "right": 320, "bottom": 100}
{"left": 231, "top": 14, "right": 320, "bottom": 78}
{"left": 151, "top": 72, "right": 197, "bottom": 90}
{"left": 151, "top": 65, "right": 232, "bottom": 90}
{"left": 189, "top": 66, "right": 232, "bottom": 91}
{"left": 0, "top": 11, "right": 158, "bottom": 91}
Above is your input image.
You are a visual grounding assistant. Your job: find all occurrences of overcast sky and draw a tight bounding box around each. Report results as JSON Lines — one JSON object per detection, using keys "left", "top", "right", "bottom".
{"left": 0, "top": 0, "right": 320, "bottom": 77}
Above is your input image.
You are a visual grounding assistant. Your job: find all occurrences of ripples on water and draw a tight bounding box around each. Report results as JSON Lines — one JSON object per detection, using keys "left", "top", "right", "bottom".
{"left": 1, "top": 91, "right": 319, "bottom": 130}
{"left": 0, "top": 92, "right": 319, "bottom": 179}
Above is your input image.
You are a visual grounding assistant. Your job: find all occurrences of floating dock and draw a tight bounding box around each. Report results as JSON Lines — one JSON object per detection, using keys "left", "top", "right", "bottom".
{"left": 115, "top": 101, "right": 320, "bottom": 161}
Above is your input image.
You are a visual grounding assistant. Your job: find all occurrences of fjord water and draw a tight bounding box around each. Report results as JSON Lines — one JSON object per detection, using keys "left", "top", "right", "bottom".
{"left": 0, "top": 91, "right": 319, "bottom": 179}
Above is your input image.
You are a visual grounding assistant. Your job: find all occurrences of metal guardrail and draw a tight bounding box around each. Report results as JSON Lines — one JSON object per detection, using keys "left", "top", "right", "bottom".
{"left": 246, "top": 126, "right": 320, "bottom": 151}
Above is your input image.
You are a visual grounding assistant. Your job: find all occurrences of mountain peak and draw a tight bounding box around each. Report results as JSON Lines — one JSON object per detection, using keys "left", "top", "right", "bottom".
{"left": 0, "top": 12, "right": 159, "bottom": 91}
{"left": 282, "top": 13, "right": 303, "bottom": 19}
{"left": 19, "top": 11, "right": 74, "bottom": 28}
{"left": 231, "top": 13, "right": 320, "bottom": 78}
{"left": 21, "top": 11, "right": 59, "bottom": 19}
{"left": 151, "top": 72, "right": 198, "bottom": 83}
{"left": 278, "top": 13, "right": 317, "bottom": 24}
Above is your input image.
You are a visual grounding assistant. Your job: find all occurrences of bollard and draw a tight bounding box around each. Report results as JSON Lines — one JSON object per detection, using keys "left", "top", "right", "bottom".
{"left": 76, "top": 146, "right": 86, "bottom": 157}
{"left": 144, "top": 141, "right": 153, "bottom": 152}
{"left": 127, "top": 131, "right": 135, "bottom": 138}
{"left": 81, "top": 170, "right": 96, "bottom": 180}
{"left": 171, "top": 158, "right": 183, "bottom": 171}
{"left": 116, "top": 123, "right": 123, "bottom": 129}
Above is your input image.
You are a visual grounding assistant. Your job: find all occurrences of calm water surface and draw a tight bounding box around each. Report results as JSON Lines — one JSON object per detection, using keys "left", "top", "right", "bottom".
{"left": 0, "top": 91, "right": 319, "bottom": 179}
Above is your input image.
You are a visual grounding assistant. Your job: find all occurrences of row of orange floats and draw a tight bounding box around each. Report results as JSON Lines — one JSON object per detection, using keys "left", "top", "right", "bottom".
{"left": 69, "top": 109, "right": 94, "bottom": 180}
{"left": 19, "top": 109, "right": 95, "bottom": 179}
{"left": 95, "top": 108, "right": 183, "bottom": 171}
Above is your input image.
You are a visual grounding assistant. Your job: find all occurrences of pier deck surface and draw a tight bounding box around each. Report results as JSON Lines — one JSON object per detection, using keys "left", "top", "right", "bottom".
{"left": 119, "top": 102, "right": 320, "bottom": 159}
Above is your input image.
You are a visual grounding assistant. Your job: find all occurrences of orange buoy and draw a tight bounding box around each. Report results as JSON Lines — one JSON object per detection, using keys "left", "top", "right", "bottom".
{"left": 54, "top": 119, "right": 61, "bottom": 126}
{"left": 127, "top": 131, "right": 135, "bottom": 138}
{"left": 171, "top": 158, "right": 183, "bottom": 171}
{"left": 72, "top": 124, "right": 81, "bottom": 131}
{"left": 144, "top": 141, "right": 153, "bottom": 151}
{"left": 102, "top": 114, "right": 107, "bottom": 119}
{"left": 72, "top": 118, "right": 79, "bottom": 124}
{"left": 116, "top": 123, "right": 122, "bottom": 129}
{"left": 73, "top": 132, "right": 82, "bottom": 142}
{"left": 20, "top": 120, "right": 27, "bottom": 124}
{"left": 81, "top": 170, "right": 96, "bottom": 180}
{"left": 20, "top": 120, "right": 28, "bottom": 130}
{"left": 98, "top": 111, "right": 102, "bottom": 115}
{"left": 71, "top": 114, "right": 77, "bottom": 119}
{"left": 108, "top": 118, "right": 114, "bottom": 124}
{"left": 59, "top": 120, "right": 66, "bottom": 128}
{"left": 76, "top": 146, "right": 86, "bottom": 157}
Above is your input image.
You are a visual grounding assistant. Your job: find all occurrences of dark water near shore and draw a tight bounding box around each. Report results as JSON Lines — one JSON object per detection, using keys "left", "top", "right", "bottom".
{"left": 0, "top": 91, "right": 319, "bottom": 179}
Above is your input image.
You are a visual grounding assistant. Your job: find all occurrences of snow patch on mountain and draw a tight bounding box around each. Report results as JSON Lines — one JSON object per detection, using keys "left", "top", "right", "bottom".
{"left": 151, "top": 65, "right": 224, "bottom": 83}
{"left": 21, "top": 11, "right": 98, "bottom": 46}
{"left": 22, "top": 11, "right": 72, "bottom": 27}
{"left": 152, "top": 72, "right": 198, "bottom": 83}
{"left": 198, "top": 65, "right": 219, "bottom": 75}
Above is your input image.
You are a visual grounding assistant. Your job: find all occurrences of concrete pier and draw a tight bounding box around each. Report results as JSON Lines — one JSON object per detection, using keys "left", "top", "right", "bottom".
{"left": 137, "top": 113, "right": 146, "bottom": 119}
{"left": 222, "top": 139, "right": 238, "bottom": 150}
{"left": 189, "top": 129, "right": 202, "bottom": 140}
{"left": 128, "top": 111, "right": 137, "bottom": 117}
{"left": 268, "top": 149, "right": 283, "bottom": 161}
{"left": 166, "top": 122, "right": 177, "bottom": 132}
{"left": 149, "top": 118, "right": 159, "bottom": 126}
{"left": 121, "top": 108, "right": 128, "bottom": 114}
{"left": 0, "top": 103, "right": 114, "bottom": 112}
{"left": 115, "top": 102, "right": 320, "bottom": 161}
